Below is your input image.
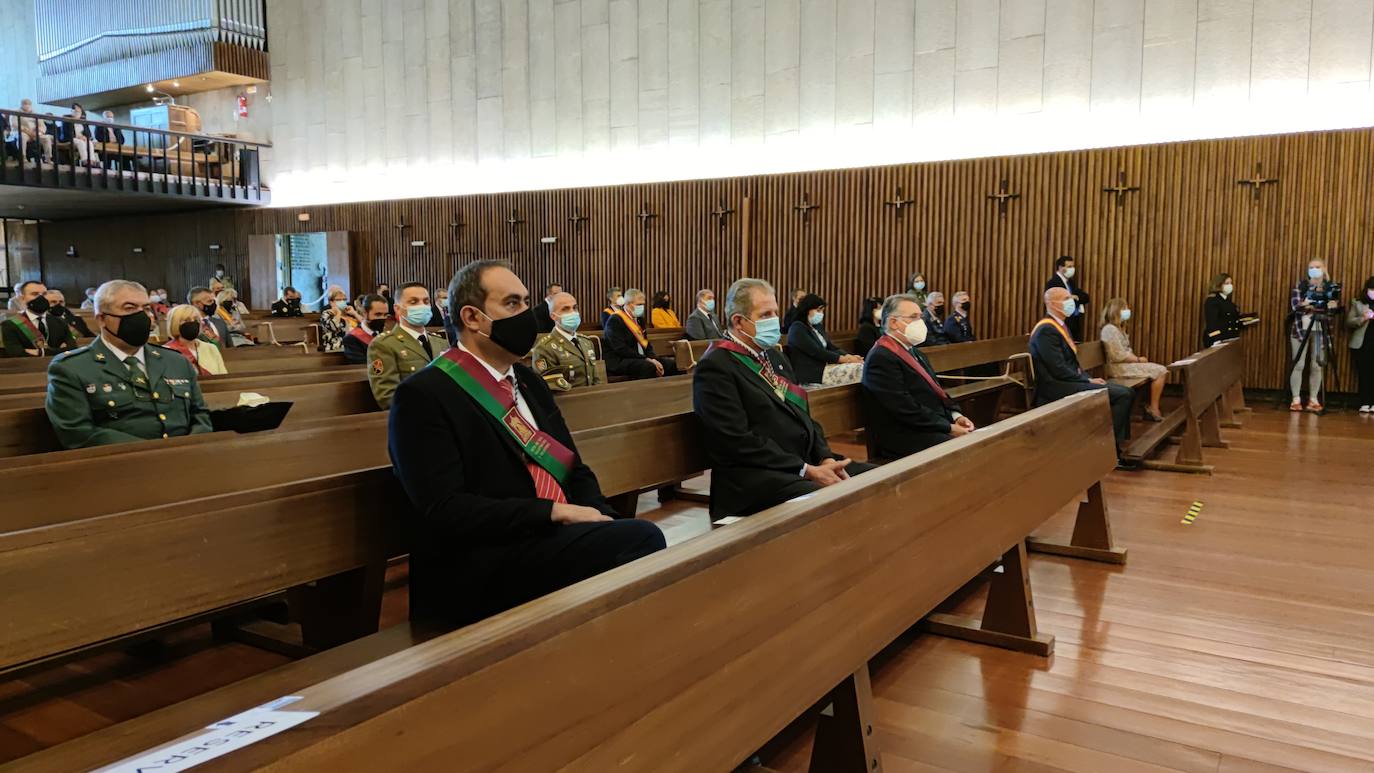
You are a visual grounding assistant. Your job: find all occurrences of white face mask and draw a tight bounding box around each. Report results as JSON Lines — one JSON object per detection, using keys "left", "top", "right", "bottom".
{"left": 1063, "top": 266, "right": 1076, "bottom": 280}
{"left": 902, "top": 318, "right": 928, "bottom": 346}
{"left": 1221, "top": 283, "right": 1233, "bottom": 297}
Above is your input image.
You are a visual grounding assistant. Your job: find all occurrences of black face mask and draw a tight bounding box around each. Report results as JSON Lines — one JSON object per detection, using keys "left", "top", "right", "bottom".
{"left": 933, "top": 305, "right": 945, "bottom": 316}
{"left": 479, "top": 307, "right": 538, "bottom": 357}
{"left": 27, "top": 296, "right": 50, "bottom": 315}
{"left": 178, "top": 321, "right": 202, "bottom": 341}
{"left": 200, "top": 301, "right": 217, "bottom": 317}
{"left": 959, "top": 301, "right": 970, "bottom": 313}
{"left": 380, "top": 289, "right": 391, "bottom": 299}
{"left": 366, "top": 318, "right": 387, "bottom": 334}
{"left": 50, "top": 304, "right": 66, "bottom": 316}
{"left": 105, "top": 310, "right": 152, "bottom": 348}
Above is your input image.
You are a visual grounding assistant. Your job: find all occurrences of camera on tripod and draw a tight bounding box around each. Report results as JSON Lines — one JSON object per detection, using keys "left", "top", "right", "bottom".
{"left": 1303, "top": 281, "right": 1342, "bottom": 311}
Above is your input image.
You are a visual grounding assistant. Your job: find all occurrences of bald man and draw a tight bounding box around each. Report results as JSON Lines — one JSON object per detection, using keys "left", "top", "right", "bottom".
{"left": 1030, "top": 287, "right": 1135, "bottom": 466}
{"left": 530, "top": 291, "right": 603, "bottom": 390}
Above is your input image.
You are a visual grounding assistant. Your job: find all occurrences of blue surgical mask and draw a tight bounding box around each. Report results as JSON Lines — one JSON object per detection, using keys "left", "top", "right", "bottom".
{"left": 335, "top": 300, "right": 348, "bottom": 310}
{"left": 749, "top": 316, "right": 782, "bottom": 348}
{"left": 1120, "top": 309, "right": 1132, "bottom": 322}
{"left": 914, "top": 281, "right": 926, "bottom": 291}
{"left": 631, "top": 304, "right": 644, "bottom": 318}
{"left": 1308, "top": 267, "right": 1324, "bottom": 280}
{"left": 558, "top": 311, "right": 581, "bottom": 331}
{"left": 1062, "top": 299, "right": 1077, "bottom": 317}
{"left": 704, "top": 299, "right": 716, "bottom": 313}
{"left": 808, "top": 310, "right": 824, "bottom": 325}
{"left": 404, "top": 305, "right": 432, "bottom": 325}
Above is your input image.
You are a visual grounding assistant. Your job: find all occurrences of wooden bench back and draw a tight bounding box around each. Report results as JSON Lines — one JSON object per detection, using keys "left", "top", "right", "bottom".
{"left": 922, "top": 334, "right": 1030, "bottom": 372}
{"left": 1179, "top": 341, "right": 1244, "bottom": 417}
{"left": 0, "top": 366, "right": 367, "bottom": 410}
{"left": 76, "top": 391, "right": 1114, "bottom": 771}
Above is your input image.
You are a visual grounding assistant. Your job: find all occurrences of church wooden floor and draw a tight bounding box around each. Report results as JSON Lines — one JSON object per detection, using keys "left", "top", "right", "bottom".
{"left": 2, "top": 408, "right": 1372, "bottom": 770}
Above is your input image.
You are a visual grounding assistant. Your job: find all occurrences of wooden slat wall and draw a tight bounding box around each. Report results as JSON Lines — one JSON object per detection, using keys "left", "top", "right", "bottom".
{"left": 36, "top": 125, "right": 1374, "bottom": 392}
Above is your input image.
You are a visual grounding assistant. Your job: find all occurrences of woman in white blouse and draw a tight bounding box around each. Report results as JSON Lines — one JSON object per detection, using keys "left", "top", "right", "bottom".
{"left": 1099, "top": 298, "right": 1169, "bottom": 421}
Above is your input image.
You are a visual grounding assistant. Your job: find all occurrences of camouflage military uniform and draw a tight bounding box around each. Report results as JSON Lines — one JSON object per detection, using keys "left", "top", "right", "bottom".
{"left": 531, "top": 329, "right": 603, "bottom": 391}
{"left": 45, "top": 336, "right": 213, "bottom": 449}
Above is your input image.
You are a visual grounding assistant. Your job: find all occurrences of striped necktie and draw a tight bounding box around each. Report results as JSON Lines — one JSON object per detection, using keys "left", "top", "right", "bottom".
{"left": 497, "top": 376, "right": 568, "bottom": 504}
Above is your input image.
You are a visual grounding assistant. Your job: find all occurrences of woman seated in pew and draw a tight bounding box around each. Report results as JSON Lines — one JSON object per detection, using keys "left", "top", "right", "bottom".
{"left": 214, "top": 289, "right": 255, "bottom": 347}
{"left": 161, "top": 304, "right": 228, "bottom": 376}
{"left": 318, "top": 285, "right": 363, "bottom": 352}
{"left": 649, "top": 290, "right": 681, "bottom": 329}
{"left": 854, "top": 296, "right": 883, "bottom": 357}
{"left": 1099, "top": 298, "right": 1168, "bottom": 422}
{"left": 786, "top": 293, "right": 863, "bottom": 386}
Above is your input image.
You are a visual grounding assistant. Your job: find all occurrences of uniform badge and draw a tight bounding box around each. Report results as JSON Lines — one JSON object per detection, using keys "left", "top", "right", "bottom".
{"left": 400, "top": 350, "right": 409, "bottom": 358}
{"left": 94, "top": 353, "right": 105, "bottom": 362}
{"left": 85, "top": 384, "right": 96, "bottom": 394}
{"left": 102, "top": 384, "right": 112, "bottom": 393}
{"left": 370, "top": 358, "right": 384, "bottom": 375}
{"left": 535, "top": 358, "right": 547, "bottom": 370}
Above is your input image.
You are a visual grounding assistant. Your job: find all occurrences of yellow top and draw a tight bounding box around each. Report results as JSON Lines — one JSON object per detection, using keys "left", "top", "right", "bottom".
{"left": 651, "top": 308, "right": 681, "bottom": 329}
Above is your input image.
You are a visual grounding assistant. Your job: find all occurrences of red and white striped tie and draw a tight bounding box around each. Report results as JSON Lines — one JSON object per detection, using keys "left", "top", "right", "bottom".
{"left": 498, "top": 377, "right": 567, "bottom": 503}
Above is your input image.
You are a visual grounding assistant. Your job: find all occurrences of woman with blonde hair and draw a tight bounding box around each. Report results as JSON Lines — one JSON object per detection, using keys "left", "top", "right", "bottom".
{"left": 215, "top": 288, "right": 254, "bottom": 346}
{"left": 161, "top": 304, "right": 228, "bottom": 375}
{"left": 1100, "top": 298, "right": 1169, "bottom": 421}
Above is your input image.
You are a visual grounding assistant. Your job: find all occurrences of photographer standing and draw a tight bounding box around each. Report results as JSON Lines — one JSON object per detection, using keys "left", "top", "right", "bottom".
{"left": 1288, "top": 258, "right": 1339, "bottom": 413}
{"left": 1346, "top": 276, "right": 1374, "bottom": 413}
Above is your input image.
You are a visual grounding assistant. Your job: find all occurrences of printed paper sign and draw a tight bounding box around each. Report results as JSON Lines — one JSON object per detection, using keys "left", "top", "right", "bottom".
{"left": 98, "top": 699, "right": 318, "bottom": 773}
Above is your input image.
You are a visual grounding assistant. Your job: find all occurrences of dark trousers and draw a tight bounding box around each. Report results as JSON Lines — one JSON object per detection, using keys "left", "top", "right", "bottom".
{"left": 423, "top": 519, "right": 666, "bottom": 626}
{"left": 612, "top": 355, "right": 679, "bottom": 380}
{"left": 1356, "top": 343, "right": 1374, "bottom": 405}
{"left": 739, "top": 461, "right": 879, "bottom": 517}
{"left": 1103, "top": 382, "right": 1134, "bottom": 445}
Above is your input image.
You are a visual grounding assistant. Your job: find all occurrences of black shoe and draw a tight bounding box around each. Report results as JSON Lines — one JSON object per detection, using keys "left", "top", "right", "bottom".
{"left": 1116, "top": 456, "right": 1141, "bottom": 471}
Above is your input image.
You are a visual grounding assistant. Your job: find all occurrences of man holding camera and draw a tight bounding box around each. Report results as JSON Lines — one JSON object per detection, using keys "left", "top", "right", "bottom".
{"left": 1288, "top": 258, "right": 1341, "bottom": 413}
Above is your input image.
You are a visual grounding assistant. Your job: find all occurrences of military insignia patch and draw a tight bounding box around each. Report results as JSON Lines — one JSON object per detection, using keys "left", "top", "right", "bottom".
{"left": 85, "top": 384, "right": 96, "bottom": 394}
{"left": 535, "top": 359, "right": 547, "bottom": 370}
{"left": 370, "top": 358, "right": 384, "bottom": 375}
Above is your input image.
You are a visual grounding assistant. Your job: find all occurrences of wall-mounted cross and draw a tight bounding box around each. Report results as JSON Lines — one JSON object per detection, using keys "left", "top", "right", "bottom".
{"left": 1102, "top": 170, "right": 1140, "bottom": 206}
{"left": 506, "top": 209, "right": 525, "bottom": 233}
{"left": 884, "top": 186, "right": 915, "bottom": 217}
{"left": 710, "top": 199, "right": 736, "bottom": 228}
{"left": 637, "top": 204, "right": 659, "bottom": 231}
{"left": 448, "top": 214, "right": 466, "bottom": 234}
{"left": 1237, "top": 163, "right": 1279, "bottom": 202}
{"left": 793, "top": 193, "right": 820, "bottom": 225}
{"left": 568, "top": 207, "right": 589, "bottom": 232}
{"left": 986, "top": 179, "right": 1021, "bottom": 217}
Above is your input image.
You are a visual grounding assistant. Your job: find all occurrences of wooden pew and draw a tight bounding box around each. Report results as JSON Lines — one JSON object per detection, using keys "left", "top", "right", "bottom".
{"left": 0, "top": 366, "right": 367, "bottom": 410}
{"left": 11, "top": 391, "right": 1121, "bottom": 772}
{"left": 1121, "top": 340, "right": 1246, "bottom": 474}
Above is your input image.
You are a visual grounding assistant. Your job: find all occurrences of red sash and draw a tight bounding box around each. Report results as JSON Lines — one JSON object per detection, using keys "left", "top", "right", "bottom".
{"left": 612, "top": 309, "right": 649, "bottom": 348}
{"left": 346, "top": 325, "right": 375, "bottom": 346}
{"left": 875, "top": 334, "right": 950, "bottom": 403}
{"left": 1032, "top": 317, "right": 1076, "bottom": 352}
{"left": 163, "top": 338, "right": 209, "bottom": 376}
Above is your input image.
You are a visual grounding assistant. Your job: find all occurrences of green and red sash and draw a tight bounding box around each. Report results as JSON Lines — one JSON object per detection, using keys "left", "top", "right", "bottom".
{"left": 1033, "top": 317, "right": 1076, "bottom": 353}
{"left": 6, "top": 315, "right": 43, "bottom": 349}
{"left": 346, "top": 325, "right": 374, "bottom": 346}
{"left": 711, "top": 338, "right": 810, "bottom": 414}
{"left": 433, "top": 348, "right": 575, "bottom": 483}
{"left": 875, "top": 334, "right": 951, "bottom": 404}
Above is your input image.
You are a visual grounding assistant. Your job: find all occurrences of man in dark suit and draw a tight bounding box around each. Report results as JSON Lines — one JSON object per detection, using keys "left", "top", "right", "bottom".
{"left": 1031, "top": 287, "right": 1134, "bottom": 466}
{"left": 603, "top": 288, "right": 678, "bottom": 380}
{"left": 44, "top": 288, "right": 93, "bottom": 338}
{"left": 2, "top": 280, "right": 77, "bottom": 357}
{"left": 187, "top": 286, "right": 231, "bottom": 350}
{"left": 684, "top": 289, "right": 724, "bottom": 341}
{"left": 270, "top": 286, "right": 304, "bottom": 317}
{"left": 93, "top": 110, "right": 124, "bottom": 145}
{"left": 343, "top": 294, "right": 390, "bottom": 365}
{"left": 532, "top": 282, "right": 561, "bottom": 334}
{"left": 862, "top": 293, "right": 975, "bottom": 460}
{"left": 1044, "top": 255, "right": 1092, "bottom": 342}
{"left": 388, "top": 259, "right": 665, "bottom": 627}
{"left": 693, "top": 277, "right": 876, "bottom": 518}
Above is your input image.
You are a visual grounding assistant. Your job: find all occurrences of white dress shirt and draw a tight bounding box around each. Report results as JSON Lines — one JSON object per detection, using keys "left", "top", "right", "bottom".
{"left": 100, "top": 332, "right": 147, "bottom": 368}
{"left": 456, "top": 340, "right": 539, "bottom": 431}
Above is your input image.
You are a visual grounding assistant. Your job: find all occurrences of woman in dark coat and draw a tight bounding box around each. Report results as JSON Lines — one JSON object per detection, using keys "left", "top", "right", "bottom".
{"left": 786, "top": 293, "right": 863, "bottom": 384}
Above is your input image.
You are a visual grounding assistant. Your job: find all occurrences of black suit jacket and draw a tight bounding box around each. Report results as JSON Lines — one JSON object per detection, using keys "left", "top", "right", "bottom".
{"left": 786, "top": 320, "right": 844, "bottom": 384}
{"left": 942, "top": 312, "right": 975, "bottom": 344}
{"left": 693, "top": 345, "right": 833, "bottom": 517}
{"left": 533, "top": 301, "right": 554, "bottom": 334}
{"left": 1029, "top": 322, "right": 1095, "bottom": 405}
{"left": 2, "top": 313, "right": 75, "bottom": 356}
{"left": 603, "top": 315, "right": 656, "bottom": 371}
{"left": 1045, "top": 274, "right": 1091, "bottom": 341}
{"left": 1203, "top": 293, "right": 1244, "bottom": 348}
{"left": 49, "top": 308, "right": 92, "bottom": 338}
{"left": 204, "top": 316, "right": 232, "bottom": 349}
{"left": 862, "top": 341, "right": 959, "bottom": 459}
{"left": 388, "top": 360, "right": 615, "bottom": 624}
{"left": 93, "top": 125, "right": 125, "bottom": 144}
{"left": 270, "top": 299, "right": 304, "bottom": 317}
{"left": 341, "top": 332, "right": 370, "bottom": 364}
{"left": 854, "top": 322, "right": 880, "bottom": 357}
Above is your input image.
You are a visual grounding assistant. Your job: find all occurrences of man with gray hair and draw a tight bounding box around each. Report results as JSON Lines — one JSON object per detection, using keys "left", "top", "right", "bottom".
{"left": 684, "top": 288, "right": 723, "bottom": 341}
{"left": 603, "top": 287, "right": 677, "bottom": 379}
{"left": 862, "top": 293, "right": 974, "bottom": 460}
{"left": 692, "top": 277, "right": 875, "bottom": 517}
{"left": 46, "top": 279, "right": 211, "bottom": 449}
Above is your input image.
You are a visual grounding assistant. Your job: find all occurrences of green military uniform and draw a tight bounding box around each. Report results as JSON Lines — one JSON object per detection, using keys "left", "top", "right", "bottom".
{"left": 367, "top": 325, "right": 446, "bottom": 409}
{"left": 531, "top": 329, "right": 603, "bottom": 391}
{"left": 45, "top": 336, "right": 213, "bottom": 449}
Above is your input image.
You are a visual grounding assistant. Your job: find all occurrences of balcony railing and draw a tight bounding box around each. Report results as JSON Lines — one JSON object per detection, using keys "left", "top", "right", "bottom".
{"left": 0, "top": 108, "right": 269, "bottom": 205}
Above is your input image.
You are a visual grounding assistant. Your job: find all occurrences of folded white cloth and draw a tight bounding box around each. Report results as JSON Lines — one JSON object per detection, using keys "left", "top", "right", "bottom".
{"left": 236, "top": 392, "right": 271, "bottom": 407}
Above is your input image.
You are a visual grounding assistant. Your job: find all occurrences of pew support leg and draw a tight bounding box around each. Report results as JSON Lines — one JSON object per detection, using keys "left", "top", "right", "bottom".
{"left": 1027, "top": 482, "right": 1128, "bottom": 565}
{"left": 923, "top": 542, "right": 1054, "bottom": 657}
{"left": 1199, "top": 403, "right": 1228, "bottom": 449}
{"left": 609, "top": 491, "right": 640, "bottom": 519}
{"left": 294, "top": 560, "right": 388, "bottom": 650}
{"left": 808, "top": 663, "right": 883, "bottom": 773}
{"left": 1145, "top": 413, "right": 1214, "bottom": 474}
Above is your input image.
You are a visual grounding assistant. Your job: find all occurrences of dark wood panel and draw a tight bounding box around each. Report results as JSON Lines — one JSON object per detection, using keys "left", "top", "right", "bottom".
{"left": 34, "top": 125, "right": 1374, "bottom": 391}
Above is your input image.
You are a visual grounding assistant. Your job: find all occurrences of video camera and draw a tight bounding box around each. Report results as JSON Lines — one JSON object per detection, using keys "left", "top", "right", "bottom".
{"left": 1303, "top": 281, "right": 1343, "bottom": 311}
